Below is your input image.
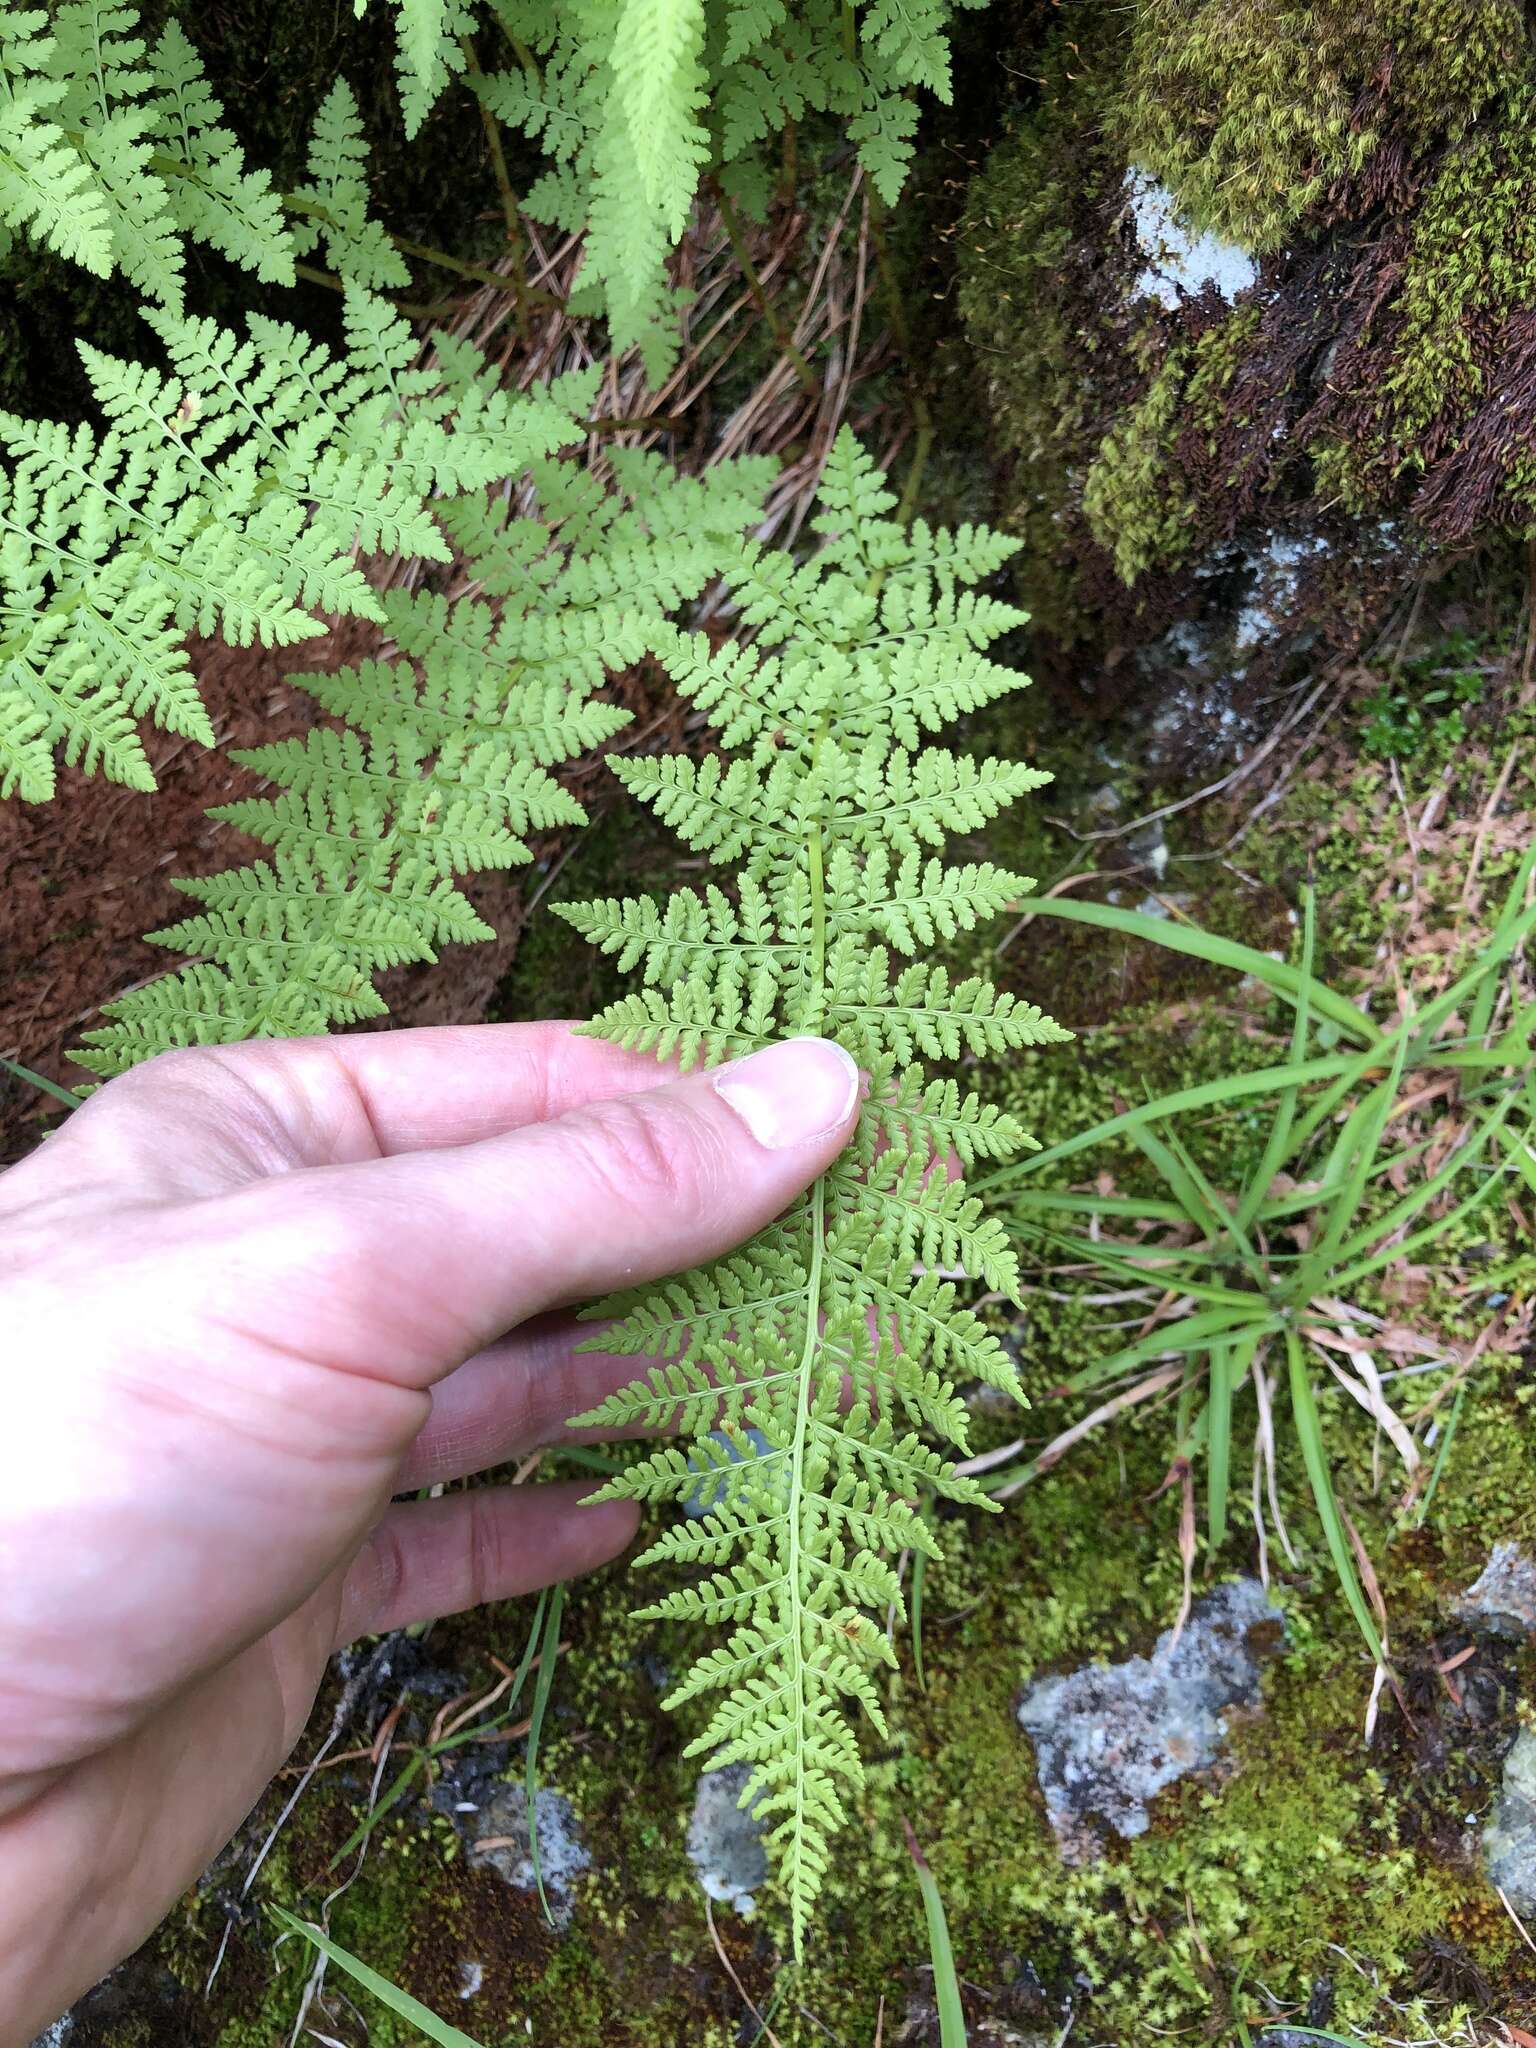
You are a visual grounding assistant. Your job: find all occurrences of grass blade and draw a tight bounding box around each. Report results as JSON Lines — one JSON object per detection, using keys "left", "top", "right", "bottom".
{"left": 1285, "top": 1331, "right": 1387, "bottom": 1669}
{"left": 979, "top": 1049, "right": 1371, "bottom": 1191}
{"left": 1464, "top": 846, "right": 1536, "bottom": 1051}
{"left": 1293, "top": 1029, "right": 1409, "bottom": 1302}
{"left": 1016, "top": 897, "right": 1379, "bottom": 1046}
{"left": 1010, "top": 1190, "right": 1189, "bottom": 1223}
{"left": 1329, "top": 1095, "right": 1518, "bottom": 1292}
{"left": 1413, "top": 1378, "right": 1467, "bottom": 1528}
{"left": 271, "top": 1907, "right": 485, "bottom": 2046}
{"left": 1069, "top": 1305, "right": 1278, "bottom": 1393}
{"left": 0, "top": 1055, "right": 83, "bottom": 1110}
{"left": 911, "top": 1544, "right": 928, "bottom": 1691}
{"left": 1207, "top": 1342, "right": 1233, "bottom": 1549}
{"left": 1335, "top": 1083, "right": 1518, "bottom": 1260}
{"left": 1236, "top": 884, "right": 1315, "bottom": 1230}
{"left": 902, "top": 1820, "right": 966, "bottom": 2048}
{"left": 526, "top": 1581, "right": 565, "bottom": 1925}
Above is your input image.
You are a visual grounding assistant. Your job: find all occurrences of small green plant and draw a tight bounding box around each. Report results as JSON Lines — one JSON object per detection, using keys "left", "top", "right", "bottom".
{"left": 466, "top": 0, "right": 985, "bottom": 374}
{"left": 558, "top": 430, "right": 1067, "bottom": 1947}
{"left": 979, "top": 865, "right": 1536, "bottom": 1663}
{"left": 904, "top": 1820, "right": 968, "bottom": 2047}
{"left": 274, "top": 1908, "right": 485, "bottom": 2047}
{"left": 1357, "top": 635, "right": 1487, "bottom": 760}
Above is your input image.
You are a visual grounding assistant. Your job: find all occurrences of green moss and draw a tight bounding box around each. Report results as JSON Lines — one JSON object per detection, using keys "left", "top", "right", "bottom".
{"left": 960, "top": 0, "right": 1536, "bottom": 645}
{"left": 1084, "top": 347, "right": 1196, "bottom": 584}
{"left": 955, "top": 16, "right": 1128, "bottom": 640}
{"left": 1118, "top": 0, "right": 1522, "bottom": 252}
{"left": 1377, "top": 79, "right": 1536, "bottom": 455}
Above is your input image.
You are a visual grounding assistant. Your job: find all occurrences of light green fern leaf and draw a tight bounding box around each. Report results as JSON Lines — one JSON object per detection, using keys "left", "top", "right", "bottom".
{"left": 559, "top": 429, "right": 1065, "bottom": 1948}
{"left": 75, "top": 445, "right": 777, "bottom": 1073}
{"left": 150, "top": 22, "right": 295, "bottom": 285}
{"left": 3, "top": 294, "right": 597, "bottom": 803}
{"left": 288, "top": 79, "right": 409, "bottom": 290}
{"left": 360, "top": 0, "right": 472, "bottom": 135}
{"left": 0, "top": 11, "right": 114, "bottom": 274}
{"left": 612, "top": 0, "right": 710, "bottom": 239}
{"left": 0, "top": 5, "right": 301, "bottom": 292}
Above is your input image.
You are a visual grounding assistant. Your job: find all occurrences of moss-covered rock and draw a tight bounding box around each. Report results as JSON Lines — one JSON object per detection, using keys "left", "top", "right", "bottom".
{"left": 959, "top": 0, "right": 1536, "bottom": 710}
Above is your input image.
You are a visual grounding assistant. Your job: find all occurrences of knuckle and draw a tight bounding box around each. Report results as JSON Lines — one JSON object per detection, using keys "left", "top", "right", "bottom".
{"left": 360, "top": 1516, "right": 411, "bottom": 1633}
{"left": 463, "top": 1492, "right": 509, "bottom": 1612}
{"left": 574, "top": 1095, "right": 710, "bottom": 1218}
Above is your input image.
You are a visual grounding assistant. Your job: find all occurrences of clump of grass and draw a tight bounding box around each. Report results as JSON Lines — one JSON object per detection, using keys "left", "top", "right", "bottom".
{"left": 978, "top": 849, "right": 1536, "bottom": 1671}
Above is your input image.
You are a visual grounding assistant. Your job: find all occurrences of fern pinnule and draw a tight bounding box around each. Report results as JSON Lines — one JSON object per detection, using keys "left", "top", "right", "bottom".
{"left": 560, "top": 427, "right": 1069, "bottom": 1948}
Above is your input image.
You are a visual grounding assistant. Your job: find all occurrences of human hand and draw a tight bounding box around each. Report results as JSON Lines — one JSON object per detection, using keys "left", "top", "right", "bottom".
{"left": 0, "top": 1022, "right": 860, "bottom": 2043}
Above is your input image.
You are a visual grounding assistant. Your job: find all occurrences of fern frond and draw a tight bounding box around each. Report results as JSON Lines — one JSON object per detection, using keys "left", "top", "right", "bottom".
{"left": 0, "top": 11, "right": 114, "bottom": 273}
{"left": 563, "top": 430, "right": 1063, "bottom": 1949}
{"left": 2, "top": 5, "right": 293, "bottom": 302}
{"left": 77, "top": 441, "right": 777, "bottom": 1070}
{"left": 4, "top": 292, "right": 598, "bottom": 802}
{"left": 288, "top": 79, "right": 409, "bottom": 290}
{"left": 477, "top": 0, "right": 972, "bottom": 375}
{"left": 612, "top": 0, "right": 711, "bottom": 239}
{"left": 150, "top": 23, "right": 295, "bottom": 285}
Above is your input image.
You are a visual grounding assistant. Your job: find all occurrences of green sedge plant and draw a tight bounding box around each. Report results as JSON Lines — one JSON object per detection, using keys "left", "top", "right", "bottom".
{"left": 977, "top": 864, "right": 1536, "bottom": 1668}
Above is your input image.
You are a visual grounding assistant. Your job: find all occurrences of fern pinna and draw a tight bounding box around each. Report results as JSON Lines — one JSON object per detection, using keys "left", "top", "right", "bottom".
{"left": 559, "top": 430, "right": 1068, "bottom": 1944}
{"left": 73, "top": 441, "right": 774, "bottom": 1075}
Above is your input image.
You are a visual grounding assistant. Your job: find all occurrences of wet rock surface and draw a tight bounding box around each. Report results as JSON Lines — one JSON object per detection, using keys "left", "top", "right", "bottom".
{"left": 1484, "top": 1729, "right": 1536, "bottom": 1915}
{"left": 1018, "top": 1579, "right": 1285, "bottom": 1862}
{"left": 686, "top": 1763, "right": 768, "bottom": 1914}
{"left": 1457, "top": 1541, "right": 1536, "bottom": 1638}
{"left": 460, "top": 1784, "right": 591, "bottom": 1926}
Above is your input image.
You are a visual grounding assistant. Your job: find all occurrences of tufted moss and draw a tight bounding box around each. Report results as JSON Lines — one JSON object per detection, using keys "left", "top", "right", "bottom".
{"left": 959, "top": 0, "right": 1536, "bottom": 684}
{"left": 1119, "top": 0, "right": 1523, "bottom": 253}
{"left": 1083, "top": 346, "right": 1196, "bottom": 584}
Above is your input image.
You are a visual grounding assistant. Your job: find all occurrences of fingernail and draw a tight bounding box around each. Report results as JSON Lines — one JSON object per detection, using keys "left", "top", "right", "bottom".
{"left": 712, "top": 1036, "right": 860, "bottom": 1149}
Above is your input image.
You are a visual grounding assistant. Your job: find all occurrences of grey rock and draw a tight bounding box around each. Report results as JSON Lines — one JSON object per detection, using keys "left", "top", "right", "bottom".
{"left": 28, "top": 2023, "right": 74, "bottom": 2048}
{"left": 686, "top": 1762, "right": 768, "bottom": 1915}
{"left": 466, "top": 1783, "right": 590, "bottom": 1929}
{"left": 1484, "top": 1727, "right": 1536, "bottom": 1913}
{"left": 1018, "top": 1579, "right": 1284, "bottom": 1862}
{"left": 1456, "top": 1542, "right": 1536, "bottom": 1638}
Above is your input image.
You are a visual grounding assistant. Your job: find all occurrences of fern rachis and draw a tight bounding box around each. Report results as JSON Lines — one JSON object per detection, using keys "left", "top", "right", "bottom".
{"left": 560, "top": 429, "right": 1068, "bottom": 1945}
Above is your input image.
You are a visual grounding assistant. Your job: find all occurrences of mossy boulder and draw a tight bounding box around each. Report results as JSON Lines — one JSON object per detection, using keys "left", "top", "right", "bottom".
{"left": 959, "top": 0, "right": 1536, "bottom": 710}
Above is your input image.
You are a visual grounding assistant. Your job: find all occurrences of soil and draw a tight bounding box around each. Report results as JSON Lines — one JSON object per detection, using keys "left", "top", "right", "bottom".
{"left": 0, "top": 629, "right": 689, "bottom": 1165}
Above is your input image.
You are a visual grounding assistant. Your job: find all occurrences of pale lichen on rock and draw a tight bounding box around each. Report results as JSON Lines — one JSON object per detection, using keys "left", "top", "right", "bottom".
{"left": 1017, "top": 1578, "right": 1285, "bottom": 1862}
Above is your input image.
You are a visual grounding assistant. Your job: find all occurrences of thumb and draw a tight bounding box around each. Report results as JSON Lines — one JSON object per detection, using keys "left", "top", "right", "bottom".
{"left": 204, "top": 1034, "right": 864, "bottom": 1385}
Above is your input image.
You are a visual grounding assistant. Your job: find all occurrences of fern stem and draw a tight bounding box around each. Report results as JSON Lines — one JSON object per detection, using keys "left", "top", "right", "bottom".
{"left": 781, "top": 814, "right": 831, "bottom": 1956}
{"left": 282, "top": 191, "right": 558, "bottom": 305}
{"left": 866, "top": 193, "right": 934, "bottom": 528}
{"left": 289, "top": 257, "right": 453, "bottom": 321}
{"left": 709, "top": 180, "right": 820, "bottom": 403}
{"left": 458, "top": 32, "right": 534, "bottom": 343}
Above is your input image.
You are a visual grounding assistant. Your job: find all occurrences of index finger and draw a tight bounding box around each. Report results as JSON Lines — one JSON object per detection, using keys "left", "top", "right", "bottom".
{"left": 5, "top": 1023, "right": 678, "bottom": 1201}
